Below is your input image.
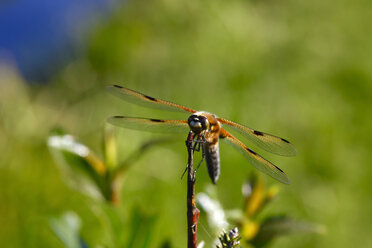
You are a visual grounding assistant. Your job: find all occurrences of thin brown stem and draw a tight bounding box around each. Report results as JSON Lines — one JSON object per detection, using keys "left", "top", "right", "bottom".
{"left": 186, "top": 131, "right": 200, "bottom": 248}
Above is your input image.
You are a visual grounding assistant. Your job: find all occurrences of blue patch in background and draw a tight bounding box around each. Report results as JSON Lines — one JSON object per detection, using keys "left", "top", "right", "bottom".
{"left": 0, "top": 0, "right": 116, "bottom": 82}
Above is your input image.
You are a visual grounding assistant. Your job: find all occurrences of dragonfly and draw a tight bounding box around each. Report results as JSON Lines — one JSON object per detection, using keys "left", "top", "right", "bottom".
{"left": 107, "top": 85, "right": 297, "bottom": 184}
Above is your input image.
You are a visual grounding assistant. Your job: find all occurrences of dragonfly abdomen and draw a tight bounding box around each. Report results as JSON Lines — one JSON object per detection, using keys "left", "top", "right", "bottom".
{"left": 204, "top": 142, "right": 220, "bottom": 184}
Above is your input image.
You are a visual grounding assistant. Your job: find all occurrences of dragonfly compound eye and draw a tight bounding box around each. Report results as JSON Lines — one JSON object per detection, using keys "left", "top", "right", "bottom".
{"left": 188, "top": 114, "right": 209, "bottom": 134}
{"left": 199, "top": 116, "right": 210, "bottom": 130}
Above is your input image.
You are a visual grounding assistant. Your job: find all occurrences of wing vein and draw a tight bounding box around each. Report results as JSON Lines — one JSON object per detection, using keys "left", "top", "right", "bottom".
{"left": 107, "top": 85, "right": 197, "bottom": 113}
{"left": 218, "top": 118, "right": 297, "bottom": 156}
{"left": 220, "top": 129, "right": 290, "bottom": 184}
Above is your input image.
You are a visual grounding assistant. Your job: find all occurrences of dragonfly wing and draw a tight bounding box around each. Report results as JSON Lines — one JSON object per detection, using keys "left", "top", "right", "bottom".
{"left": 107, "top": 116, "right": 189, "bottom": 133}
{"left": 107, "top": 85, "right": 196, "bottom": 113}
{"left": 220, "top": 129, "right": 290, "bottom": 184}
{"left": 218, "top": 118, "right": 297, "bottom": 156}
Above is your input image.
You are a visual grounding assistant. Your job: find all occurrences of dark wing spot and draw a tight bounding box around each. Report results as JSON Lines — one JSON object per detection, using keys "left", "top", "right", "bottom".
{"left": 113, "top": 116, "right": 124, "bottom": 118}
{"left": 150, "top": 119, "right": 164, "bottom": 123}
{"left": 253, "top": 130, "right": 264, "bottom": 136}
{"left": 144, "top": 94, "right": 156, "bottom": 101}
{"left": 219, "top": 133, "right": 227, "bottom": 139}
{"left": 281, "top": 138, "right": 290, "bottom": 143}
{"left": 274, "top": 164, "right": 284, "bottom": 173}
{"left": 219, "top": 130, "right": 230, "bottom": 139}
{"left": 113, "top": 85, "right": 123, "bottom": 88}
{"left": 246, "top": 147, "right": 257, "bottom": 155}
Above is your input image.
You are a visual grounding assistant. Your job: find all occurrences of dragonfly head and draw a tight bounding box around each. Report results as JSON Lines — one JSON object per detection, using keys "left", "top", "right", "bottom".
{"left": 188, "top": 114, "right": 210, "bottom": 134}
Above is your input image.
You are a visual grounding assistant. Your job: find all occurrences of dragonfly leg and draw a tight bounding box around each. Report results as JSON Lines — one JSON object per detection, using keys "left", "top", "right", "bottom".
{"left": 194, "top": 134, "right": 206, "bottom": 174}
{"left": 194, "top": 141, "right": 202, "bottom": 152}
{"left": 182, "top": 132, "right": 206, "bottom": 180}
{"left": 182, "top": 140, "right": 201, "bottom": 179}
{"left": 180, "top": 165, "right": 188, "bottom": 180}
{"left": 194, "top": 143, "right": 206, "bottom": 174}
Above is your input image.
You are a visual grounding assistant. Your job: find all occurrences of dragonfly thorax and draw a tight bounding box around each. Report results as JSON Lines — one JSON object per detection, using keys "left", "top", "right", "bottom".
{"left": 188, "top": 114, "right": 210, "bottom": 135}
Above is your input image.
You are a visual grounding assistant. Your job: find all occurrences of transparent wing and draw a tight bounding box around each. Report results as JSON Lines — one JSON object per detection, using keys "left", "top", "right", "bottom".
{"left": 218, "top": 118, "right": 297, "bottom": 156}
{"left": 220, "top": 129, "right": 290, "bottom": 184}
{"left": 107, "top": 85, "right": 196, "bottom": 113}
{"left": 107, "top": 116, "right": 189, "bottom": 133}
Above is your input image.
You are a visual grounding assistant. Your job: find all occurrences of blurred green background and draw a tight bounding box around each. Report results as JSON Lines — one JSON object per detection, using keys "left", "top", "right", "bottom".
{"left": 1, "top": 0, "right": 372, "bottom": 247}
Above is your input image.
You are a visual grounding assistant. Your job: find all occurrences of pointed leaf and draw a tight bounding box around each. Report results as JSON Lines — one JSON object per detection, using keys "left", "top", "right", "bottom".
{"left": 104, "top": 124, "right": 117, "bottom": 170}
{"left": 50, "top": 211, "right": 87, "bottom": 248}
{"left": 242, "top": 174, "right": 265, "bottom": 218}
{"left": 126, "top": 208, "right": 157, "bottom": 248}
{"left": 48, "top": 134, "right": 108, "bottom": 200}
{"left": 251, "top": 215, "right": 325, "bottom": 247}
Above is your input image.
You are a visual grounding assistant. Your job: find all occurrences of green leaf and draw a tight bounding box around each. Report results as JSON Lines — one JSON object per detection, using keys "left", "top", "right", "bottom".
{"left": 89, "top": 204, "right": 124, "bottom": 247}
{"left": 125, "top": 208, "right": 157, "bottom": 248}
{"left": 113, "top": 137, "right": 172, "bottom": 177}
{"left": 251, "top": 215, "right": 326, "bottom": 247}
{"left": 48, "top": 133, "right": 109, "bottom": 200}
{"left": 104, "top": 124, "right": 117, "bottom": 171}
{"left": 50, "top": 211, "right": 87, "bottom": 248}
{"left": 217, "top": 228, "right": 241, "bottom": 248}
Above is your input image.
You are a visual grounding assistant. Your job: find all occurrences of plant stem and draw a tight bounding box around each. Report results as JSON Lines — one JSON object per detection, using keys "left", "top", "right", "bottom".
{"left": 186, "top": 131, "right": 200, "bottom": 248}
